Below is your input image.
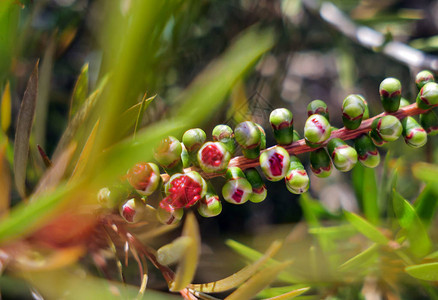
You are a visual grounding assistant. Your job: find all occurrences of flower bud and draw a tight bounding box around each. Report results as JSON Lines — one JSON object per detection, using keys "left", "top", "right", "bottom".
{"left": 342, "top": 94, "right": 366, "bottom": 130}
{"left": 401, "top": 117, "right": 427, "bottom": 148}
{"left": 222, "top": 177, "right": 252, "bottom": 205}
{"left": 307, "top": 99, "right": 329, "bottom": 121}
{"left": 358, "top": 95, "right": 369, "bottom": 119}
{"left": 327, "top": 138, "right": 358, "bottom": 172}
{"left": 181, "top": 143, "right": 190, "bottom": 168}
{"left": 120, "top": 198, "right": 145, "bottom": 223}
{"left": 157, "top": 206, "right": 183, "bottom": 225}
{"left": 225, "top": 166, "right": 246, "bottom": 180}
{"left": 309, "top": 148, "right": 332, "bottom": 178}
{"left": 154, "top": 136, "right": 183, "bottom": 174}
{"left": 197, "top": 142, "right": 231, "bottom": 173}
{"left": 369, "top": 130, "right": 387, "bottom": 147}
{"left": 255, "top": 123, "right": 267, "bottom": 150}
{"left": 213, "top": 124, "right": 236, "bottom": 154}
{"left": 415, "top": 70, "right": 435, "bottom": 91}
{"left": 97, "top": 187, "right": 118, "bottom": 208}
{"left": 285, "top": 156, "right": 309, "bottom": 194}
{"left": 244, "top": 168, "right": 267, "bottom": 203}
{"left": 126, "top": 162, "right": 161, "bottom": 196}
{"left": 416, "top": 82, "right": 438, "bottom": 109}
{"left": 259, "top": 146, "right": 290, "bottom": 181}
{"left": 371, "top": 115, "right": 402, "bottom": 142}
{"left": 182, "top": 128, "right": 206, "bottom": 153}
{"left": 234, "top": 121, "right": 261, "bottom": 159}
{"left": 160, "top": 171, "right": 207, "bottom": 212}
{"left": 198, "top": 193, "right": 222, "bottom": 217}
{"left": 420, "top": 108, "right": 438, "bottom": 135}
{"left": 379, "top": 77, "right": 402, "bottom": 113}
{"left": 269, "top": 108, "right": 294, "bottom": 145}
{"left": 304, "top": 114, "right": 331, "bottom": 148}
{"left": 354, "top": 134, "right": 380, "bottom": 168}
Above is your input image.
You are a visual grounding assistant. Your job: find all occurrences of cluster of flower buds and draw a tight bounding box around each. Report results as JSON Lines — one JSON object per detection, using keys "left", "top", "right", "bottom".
{"left": 97, "top": 70, "right": 438, "bottom": 225}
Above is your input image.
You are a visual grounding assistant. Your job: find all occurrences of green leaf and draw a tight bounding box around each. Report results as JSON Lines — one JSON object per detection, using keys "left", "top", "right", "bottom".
{"left": 392, "top": 190, "right": 432, "bottom": 258}
{"left": 405, "top": 262, "right": 438, "bottom": 281}
{"left": 13, "top": 60, "right": 39, "bottom": 198}
{"left": 344, "top": 211, "right": 389, "bottom": 245}
{"left": 257, "top": 285, "right": 310, "bottom": 299}
{"left": 338, "top": 243, "right": 378, "bottom": 272}
{"left": 69, "top": 63, "right": 89, "bottom": 120}
{"left": 308, "top": 224, "right": 356, "bottom": 240}
{"left": 264, "top": 287, "right": 310, "bottom": 300}
{"left": 414, "top": 185, "right": 438, "bottom": 228}
{"left": 412, "top": 162, "right": 438, "bottom": 185}
{"left": 0, "top": 142, "right": 10, "bottom": 216}
{"left": 1, "top": 80, "right": 11, "bottom": 133}
{"left": 353, "top": 164, "right": 379, "bottom": 225}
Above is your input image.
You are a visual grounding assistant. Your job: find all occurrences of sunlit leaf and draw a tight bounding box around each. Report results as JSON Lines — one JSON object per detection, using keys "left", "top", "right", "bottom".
{"left": 69, "top": 63, "right": 89, "bottom": 120}
{"left": 1, "top": 80, "right": 11, "bottom": 133}
{"left": 344, "top": 211, "right": 389, "bottom": 245}
{"left": 225, "top": 261, "right": 292, "bottom": 300}
{"left": 190, "top": 240, "right": 282, "bottom": 293}
{"left": 338, "top": 243, "right": 378, "bottom": 272}
{"left": 134, "top": 94, "right": 155, "bottom": 138}
{"left": 169, "top": 212, "right": 200, "bottom": 291}
{"left": 308, "top": 224, "right": 356, "bottom": 239}
{"left": 392, "top": 190, "right": 431, "bottom": 258}
{"left": 14, "top": 60, "right": 39, "bottom": 198}
{"left": 118, "top": 94, "right": 155, "bottom": 138}
{"left": 405, "top": 262, "right": 438, "bottom": 281}
{"left": 226, "top": 80, "right": 249, "bottom": 124}
{"left": 264, "top": 287, "right": 310, "bottom": 300}
{"left": 412, "top": 162, "right": 438, "bottom": 185}
{"left": 352, "top": 164, "right": 379, "bottom": 225}
{"left": 257, "top": 285, "right": 310, "bottom": 299}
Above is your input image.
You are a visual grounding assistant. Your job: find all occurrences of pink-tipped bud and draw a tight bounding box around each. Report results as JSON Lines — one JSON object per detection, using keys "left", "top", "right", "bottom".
{"left": 126, "top": 162, "right": 161, "bottom": 196}
{"left": 119, "top": 198, "right": 145, "bottom": 223}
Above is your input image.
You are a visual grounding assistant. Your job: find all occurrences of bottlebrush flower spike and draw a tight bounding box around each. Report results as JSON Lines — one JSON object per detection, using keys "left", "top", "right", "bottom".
{"left": 415, "top": 70, "right": 435, "bottom": 90}
{"left": 307, "top": 99, "right": 329, "bottom": 121}
{"left": 401, "top": 117, "right": 428, "bottom": 148}
{"left": 197, "top": 141, "right": 231, "bottom": 173}
{"left": 379, "top": 77, "right": 402, "bottom": 113}
{"left": 212, "top": 124, "right": 236, "bottom": 154}
{"left": 126, "top": 162, "right": 161, "bottom": 196}
{"left": 244, "top": 168, "right": 267, "bottom": 203}
{"left": 310, "top": 147, "right": 332, "bottom": 178}
{"left": 285, "top": 156, "right": 309, "bottom": 194}
{"left": 354, "top": 134, "right": 380, "bottom": 168}
{"left": 119, "top": 198, "right": 146, "bottom": 223}
{"left": 416, "top": 82, "right": 438, "bottom": 109}
{"left": 371, "top": 115, "right": 402, "bottom": 143}
{"left": 327, "top": 138, "right": 358, "bottom": 172}
{"left": 234, "top": 121, "right": 262, "bottom": 159}
{"left": 259, "top": 146, "right": 290, "bottom": 181}
{"left": 304, "top": 114, "right": 331, "bottom": 148}
{"left": 342, "top": 94, "right": 366, "bottom": 130}
{"left": 160, "top": 171, "right": 207, "bottom": 212}
{"left": 269, "top": 108, "right": 294, "bottom": 145}
{"left": 154, "top": 136, "right": 183, "bottom": 174}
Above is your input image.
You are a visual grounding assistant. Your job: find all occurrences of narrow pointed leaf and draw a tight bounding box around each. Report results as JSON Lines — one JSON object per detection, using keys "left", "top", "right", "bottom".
{"left": 257, "top": 285, "right": 310, "bottom": 299}
{"left": 189, "top": 240, "right": 282, "bottom": 293}
{"left": 352, "top": 164, "right": 379, "bottom": 225}
{"left": 169, "top": 212, "right": 200, "bottom": 291}
{"left": 134, "top": 94, "right": 155, "bottom": 137}
{"left": 393, "top": 190, "right": 431, "bottom": 257}
{"left": 338, "top": 243, "right": 378, "bottom": 272}
{"left": 37, "top": 145, "right": 52, "bottom": 168}
{"left": 1, "top": 80, "right": 11, "bottom": 133}
{"left": 225, "top": 261, "right": 292, "bottom": 300}
{"left": 344, "top": 211, "right": 389, "bottom": 245}
{"left": 405, "top": 262, "right": 438, "bottom": 281}
{"left": 264, "top": 287, "right": 310, "bottom": 300}
{"left": 414, "top": 185, "right": 438, "bottom": 228}
{"left": 69, "top": 63, "right": 89, "bottom": 120}
{"left": 0, "top": 142, "right": 11, "bottom": 216}
{"left": 14, "top": 60, "right": 39, "bottom": 198}
{"left": 118, "top": 95, "right": 155, "bottom": 138}
{"left": 412, "top": 162, "right": 438, "bottom": 185}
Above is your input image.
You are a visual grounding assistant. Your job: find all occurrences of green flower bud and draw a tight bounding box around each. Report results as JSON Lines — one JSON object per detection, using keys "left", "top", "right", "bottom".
{"left": 198, "top": 193, "right": 222, "bottom": 217}
{"left": 119, "top": 198, "right": 145, "bottom": 223}
{"left": 269, "top": 108, "right": 294, "bottom": 145}
{"left": 327, "top": 138, "right": 358, "bottom": 172}
{"left": 416, "top": 82, "right": 438, "bottom": 109}
{"left": 309, "top": 148, "right": 332, "bottom": 178}
{"left": 182, "top": 128, "right": 206, "bottom": 153}
{"left": 212, "top": 124, "right": 236, "bottom": 154}
{"left": 285, "top": 156, "right": 309, "bottom": 194}
{"left": 157, "top": 206, "right": 183, "bottom": 225}
{"left": 307, "top": 99, "right": 329, "bottom": 121}
{"left": 354, "top": 134, "right": 380, "bottom": 168}
{"left": 371, "top": 115, "right": 402, "bottom": 142}
{"left": 379, "top": 77, "right": 402, "bottom": 113}
{"left": 97, "top": 187, "right": 117, "bottom": 208}
{"left": 399, "top": 97, "right": 410, "bottom": 108}
{"left": 342, "top": 94, "right": 366, "bottom": 130}
{"left": 293, "top": 130, "right": 301, "bottom": 142}
{"left": 415, "top": 70, "right": 435, "bottom": 91}
{"left": 225, "top": 166, "right": 246, "bottom": 180}
{"left": 304, "top": 114, "right": 331, "bottom": 148}
{"left": 401, "top": 117, "right": 428, "bottom": 148}
{"left": 222, "top": 177, "right": 252, "bottom": 204}
{"left": 197, "top": 142, "right": 231, "bottom": 173}
{"left": 154, "top": 136, "right": 183, "bottom": 174}
{"left": 358, "top": 95, "right": 369, "bottom": 119}
{"left": 235, "top": 121, "right": 261, "bottom": 159}
{"left": 259, "top": 146, "right": 291, "bottom": 181}
{"left": 420, "top": 108, "right": 438, "bottom": 135}
{"left": 244, "top": 168, "right": 267, "bottom": 203}
{"left": 369, "top": 129, "right": 387, "bottom": 147}
{"left": 126, "top": 162, "right": 161, "bottom": 196}
{"left": 181, "top": 143, "right": 190, "bottom": 168}
{"left": 255, "top": 123, "right": 267, "bottom": 150}
{"left": 161, "top": 171, "right": 207, "bottom": 212}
